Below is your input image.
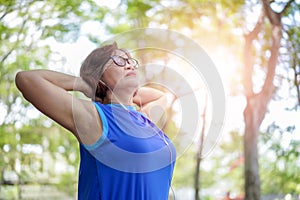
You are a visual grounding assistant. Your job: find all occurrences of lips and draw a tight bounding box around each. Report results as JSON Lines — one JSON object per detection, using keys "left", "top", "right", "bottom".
{"left": 126, "top": 72, "right": 136, "bottom": 77}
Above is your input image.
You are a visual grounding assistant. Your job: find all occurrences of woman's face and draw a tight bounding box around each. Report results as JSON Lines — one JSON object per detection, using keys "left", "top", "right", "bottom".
{"left": 101, "top": 49, "right": 139, "bottom": 92}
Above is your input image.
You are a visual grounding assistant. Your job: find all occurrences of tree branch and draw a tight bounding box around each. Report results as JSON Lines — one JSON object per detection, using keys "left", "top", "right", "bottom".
{"left": 260, "top": 25, "right": 282, "bottom": 99}
{"left": 262, "top": 0, "right": 281, "bottom": 25}
{"left": 291, "top": 42, "right": 300, "bottom": 105}
{"left": 243, "top": 12, "right": 265, "bottom": 98}
{"left": 260, "top": 0, "right": 283, "bottom": 102}
{"left": 0, "top": 19, "right": 27, "bottom": 66}
{"left": 246, "top": 12, "right": 265, "bottom": 41}
{"left": 0, "top": 3, "right": 14, "bottom": 21}
{"left": 280, "top": 0, "right": 295, "bottom": 15}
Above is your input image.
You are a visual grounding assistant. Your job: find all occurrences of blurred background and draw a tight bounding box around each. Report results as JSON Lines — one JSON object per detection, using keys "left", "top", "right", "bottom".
{"left": 0, "top": 0, "right": 299, "bottom": 199}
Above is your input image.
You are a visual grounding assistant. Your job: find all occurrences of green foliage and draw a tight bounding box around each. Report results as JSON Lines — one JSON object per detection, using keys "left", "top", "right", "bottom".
{"left": 0, "top": 185, "right": 19, "bottom": 199}
{"left": 127, "top": 0, "right": 153, "bottom": 18}
{"left": 56, "top": 172, "right": 78, "bottom": 196}
{"left": 173, "top": 143, "right": 197, "bottom": 188}
{"left": 0, "top": 0, "right": 94, "bottom": 197}
{"left": 214, "top": 131, "right": 244, "bottom": 193}
{"left": 260, "top": 131, "right": 300, "bottom": 194}
{"left": 1, "top": 0, "right": 299, "bottom": 198}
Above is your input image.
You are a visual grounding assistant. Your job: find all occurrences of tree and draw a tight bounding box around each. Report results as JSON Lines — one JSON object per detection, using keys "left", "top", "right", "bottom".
{"left": 2, "top": 0, "right": 299, "bottom": 198}
{"left": 242, "top": 0, "right": 296, "bottom": 199}
{"left": 0, "top": 0, "right": 107, "bottom": 197}
{"left": 260, "top": 127, "right": 300, "bottom": 195}
{"left": 1, "top": 0, "right": 108, "bottom": 125}
{"left": 109, "top": 1, "right": 300, "bottom": 199}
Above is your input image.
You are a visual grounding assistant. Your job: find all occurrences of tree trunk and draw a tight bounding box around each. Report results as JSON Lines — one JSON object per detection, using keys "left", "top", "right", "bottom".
{"left": 242, "top": 0, "right": 293, "bottom": 199}
{"left": 194, "top": 155, "right": 201, "bottom": 200}
{"left": 243, "top": 95, "right": 265, "bottom": 200}
{"left": 194, "top": 94, "right": 207, "bottom": 200}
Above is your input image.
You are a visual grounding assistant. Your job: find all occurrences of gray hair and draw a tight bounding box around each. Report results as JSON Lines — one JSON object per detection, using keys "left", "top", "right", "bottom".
{"left": 80, "top": 42, "right": 118, "bottom": 100}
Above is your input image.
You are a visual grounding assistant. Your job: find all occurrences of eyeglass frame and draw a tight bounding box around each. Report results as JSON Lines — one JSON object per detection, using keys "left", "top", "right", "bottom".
{"left": 106, "top": 55, "right": 139, "bottom": 69}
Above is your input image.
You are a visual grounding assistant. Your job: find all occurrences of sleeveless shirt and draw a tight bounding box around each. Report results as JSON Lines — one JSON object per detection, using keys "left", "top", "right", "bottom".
{"left": 78, "top": 102, "right": 176, "bottom": 200}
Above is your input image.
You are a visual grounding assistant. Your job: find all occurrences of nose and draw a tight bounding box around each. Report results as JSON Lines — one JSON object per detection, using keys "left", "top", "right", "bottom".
{"left": 124, "top": 62, "right": 135, "bottom": 70}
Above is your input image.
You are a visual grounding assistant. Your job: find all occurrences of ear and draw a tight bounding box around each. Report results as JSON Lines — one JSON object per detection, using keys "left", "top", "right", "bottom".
{"left": 96, "top": 81, "right": 108, "bottom": 100}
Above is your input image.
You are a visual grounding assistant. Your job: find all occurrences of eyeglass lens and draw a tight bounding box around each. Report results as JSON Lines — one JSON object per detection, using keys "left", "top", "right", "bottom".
{"left": 112, "top": 56, "right": 138, "bottom": 68}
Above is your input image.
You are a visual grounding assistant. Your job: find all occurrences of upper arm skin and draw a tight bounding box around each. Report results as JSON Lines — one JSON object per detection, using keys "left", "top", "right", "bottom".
{"left": 15, "top": 71, "right": 102, "bottom": 144}
{"left": 133, "top": 87, "right": 165, "bottom": 105}
{"left": 133, "top": 87, "right": 168, "bottom": 123}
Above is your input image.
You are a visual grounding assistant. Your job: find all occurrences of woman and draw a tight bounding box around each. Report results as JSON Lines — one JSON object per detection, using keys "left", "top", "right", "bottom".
{"left": 15, "top": 42, "right": 176, "bottom": 200}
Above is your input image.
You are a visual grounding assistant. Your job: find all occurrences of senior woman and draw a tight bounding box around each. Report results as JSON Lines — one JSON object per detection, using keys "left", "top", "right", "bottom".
{"left": 15, "top": 42, "right": 176, "bottom": 200}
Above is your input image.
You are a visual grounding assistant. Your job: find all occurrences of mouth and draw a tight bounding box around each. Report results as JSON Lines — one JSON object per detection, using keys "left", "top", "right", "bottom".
{"left": 126, "top": 72, "right": 136, "bottom": 77}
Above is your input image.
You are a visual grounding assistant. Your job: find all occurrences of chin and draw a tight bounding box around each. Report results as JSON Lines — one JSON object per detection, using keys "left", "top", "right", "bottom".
{"left": 126, "top": 76, "right": 139, "bottom": 85}
{"left": 116, "top": 79, "right": 138, "bottom": 91}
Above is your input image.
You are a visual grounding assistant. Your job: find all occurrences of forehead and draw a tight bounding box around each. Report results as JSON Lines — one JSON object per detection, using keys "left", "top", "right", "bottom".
{"left": 113, "top": 49, "right": 131, "bottom": 58}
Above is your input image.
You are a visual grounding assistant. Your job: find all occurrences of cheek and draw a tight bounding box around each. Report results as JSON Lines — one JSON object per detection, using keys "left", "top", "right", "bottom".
{"left": 103, "top": 70, "right": 125, "bottom": 87}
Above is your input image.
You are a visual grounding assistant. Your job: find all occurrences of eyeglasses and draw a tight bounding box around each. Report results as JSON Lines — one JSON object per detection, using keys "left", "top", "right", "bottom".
{"left": 109, "top": 55, "right": 139, "bottom": 69}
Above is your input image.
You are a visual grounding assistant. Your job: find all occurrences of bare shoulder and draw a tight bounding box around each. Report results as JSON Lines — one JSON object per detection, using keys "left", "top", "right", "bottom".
{"left": 72, "top": 99, "right": 103, "bottom": 145}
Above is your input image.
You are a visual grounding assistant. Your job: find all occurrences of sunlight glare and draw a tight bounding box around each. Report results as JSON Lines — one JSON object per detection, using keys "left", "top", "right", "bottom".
{"left": 93, "top": 0, "right": 121, "bottom": 9}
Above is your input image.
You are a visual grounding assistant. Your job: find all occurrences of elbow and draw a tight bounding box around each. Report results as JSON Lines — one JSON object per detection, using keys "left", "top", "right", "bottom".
{"left": 15, "top": 71, "right": 23, "bottom": 90}
{"left": 15, "top": 71, "right": 25, "bottom": 90}
{"left": 15, "top": 71, "right": 31, "bottom": 92}
{"left": 158, "top": 94, "right": 168, "bottom": 109}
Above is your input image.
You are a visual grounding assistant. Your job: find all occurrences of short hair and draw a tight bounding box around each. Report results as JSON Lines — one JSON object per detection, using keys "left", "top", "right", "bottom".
{"left": 80, "top": 42, "right": 118, "bottom": 100}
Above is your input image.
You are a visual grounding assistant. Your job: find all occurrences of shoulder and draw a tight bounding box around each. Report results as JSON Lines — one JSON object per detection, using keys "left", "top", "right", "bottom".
{"left": 72, "top": 100, "right": 104, "bottom": 145}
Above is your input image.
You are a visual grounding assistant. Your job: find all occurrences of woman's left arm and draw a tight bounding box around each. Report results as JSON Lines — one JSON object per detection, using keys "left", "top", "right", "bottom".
{"left": 133, "top": 87, "right": 167, "bottom": 123}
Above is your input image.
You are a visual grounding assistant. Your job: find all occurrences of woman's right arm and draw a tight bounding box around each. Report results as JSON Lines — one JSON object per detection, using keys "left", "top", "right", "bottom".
{"left": 15, "top": 69, "right": 102, "bottom": 144}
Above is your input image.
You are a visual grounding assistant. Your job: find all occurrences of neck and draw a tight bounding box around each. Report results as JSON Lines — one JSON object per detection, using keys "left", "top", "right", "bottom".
{"left": 104, "top": 87, "right": 136, "bottom": 106}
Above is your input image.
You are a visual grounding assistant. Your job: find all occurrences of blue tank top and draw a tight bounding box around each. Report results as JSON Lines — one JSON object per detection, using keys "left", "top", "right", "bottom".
{"left": 78, "top": 103, "right": 176, "bottom": 200}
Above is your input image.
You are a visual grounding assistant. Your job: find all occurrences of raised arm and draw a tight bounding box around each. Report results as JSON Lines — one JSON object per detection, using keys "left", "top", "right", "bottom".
{"left": 15, "top": 69, "right": 102, "bottom": 144}
{"left": 133, "top": 87, "right": 168, "bottom": 123}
